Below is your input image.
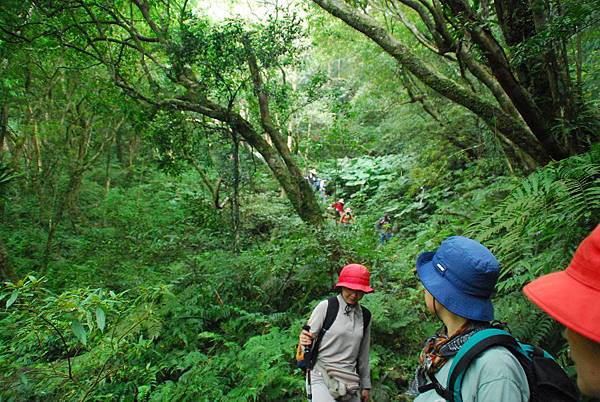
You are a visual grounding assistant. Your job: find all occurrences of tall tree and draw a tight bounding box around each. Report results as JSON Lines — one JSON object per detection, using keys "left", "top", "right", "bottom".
{"left": 0, "top": 1, "right": 324, "bottom": 225}
{"left": 0, "top": 160, "right": 17, "bottom": 280}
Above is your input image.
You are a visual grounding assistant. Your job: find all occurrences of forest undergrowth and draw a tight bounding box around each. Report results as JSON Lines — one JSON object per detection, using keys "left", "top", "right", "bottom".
{"left": 1, "top": 144, "right": 598, "bottom": 401}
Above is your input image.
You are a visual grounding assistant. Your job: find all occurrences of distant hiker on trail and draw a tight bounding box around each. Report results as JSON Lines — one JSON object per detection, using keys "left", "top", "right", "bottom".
{"left": 375, "top": 212, "right": 392, "bottom": 244}
{"left": 318, "top": 179, "right": 328, "bottom": 201}
{"left": 307, "top": 169, "right": 320, "bottom": 192}
{"left": 331, "top": 199, "right": 344, "bottom": 220}
{"left": 524, "top": 225, "right": 600, "bottom": 398}
{"left": 339, "top": 208, "right": 354, "bottom": 226}
{"left": 298, "top": 264, "right": 373, "bottom": 402}
{"left": 409, "top": 236, "right": 531, "bottom": 401}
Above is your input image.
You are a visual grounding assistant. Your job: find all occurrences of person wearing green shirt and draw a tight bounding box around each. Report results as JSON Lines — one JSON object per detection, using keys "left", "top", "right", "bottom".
{"left": 408, "top": 236, "right": 530, "bottom": 402}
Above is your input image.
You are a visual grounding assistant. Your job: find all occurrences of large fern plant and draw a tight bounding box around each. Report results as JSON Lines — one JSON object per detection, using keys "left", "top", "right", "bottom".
{"left": 468, "top": 145, "right": 600, "bottom": 293}
{"left": 469, "top": 146, "right": 599, "bottom": 358}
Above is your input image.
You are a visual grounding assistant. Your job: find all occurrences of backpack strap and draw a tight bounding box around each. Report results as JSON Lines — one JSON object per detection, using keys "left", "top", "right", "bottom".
{"left": 357, "top": 305, "right": 371, "bottom": 379}
{"left": 309, "top": 296, "right": 339, "bottom": 369}
{"left": 323, "top": 296, "right": 339, "bottom": 331}
{"left": 361, "top": 305, "right": 371, "bottom": 338}
{"left": 422, "top": 370, "right": 452, "bottom": 400}
{"left": 445, "top": 328, "right": 524, "bottom": 402}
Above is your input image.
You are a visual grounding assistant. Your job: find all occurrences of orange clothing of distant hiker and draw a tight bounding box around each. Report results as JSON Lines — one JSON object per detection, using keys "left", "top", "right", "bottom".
{"left": 340, "top": 208, "right": 354, "bottom": 224}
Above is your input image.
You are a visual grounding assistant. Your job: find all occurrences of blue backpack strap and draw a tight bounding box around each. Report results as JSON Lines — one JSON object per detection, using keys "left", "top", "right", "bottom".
{"left": 446, "top": 328, "right": 525, "bottom": 402}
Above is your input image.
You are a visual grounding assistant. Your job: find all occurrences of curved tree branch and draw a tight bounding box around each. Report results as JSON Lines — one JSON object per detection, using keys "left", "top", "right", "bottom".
{"left": 311, "top": 0, "right": 549, "bottom": 165}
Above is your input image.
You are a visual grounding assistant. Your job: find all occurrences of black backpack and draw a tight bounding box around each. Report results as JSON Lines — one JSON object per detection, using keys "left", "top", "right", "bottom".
{"left": 422, "top": 328, "right": 578, "bottom": 402}
{"left": 296, "top": 296, "right": 371, "bottom": 370}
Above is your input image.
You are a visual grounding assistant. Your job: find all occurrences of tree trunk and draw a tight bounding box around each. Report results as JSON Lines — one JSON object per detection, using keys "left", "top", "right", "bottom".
{"left": 311, "top": 0, "right": 550, "bottom": 166}
{"left": 188, "top": 157, "right": 229, "bottom": 210}
{"left": 127, "top": 133, "right": 140, "bottom": 176}
{"left": 0, "top": 101, "right": 7, "bottom": 153}
{"left": 443, "top": 0, "right": 568, "bottom": 160}
{"left": 115, "top": 128, "right": 125, "bottom": 167}
{"left": 231, "top": 130, "right": 241, "bottom": 253}
{"left": 0, "top": 101, "right": 13, "bottom": 280}
{"left": 496, "top": 0, "right": 592, "bottom": 154}
{"left": 245, "top": 40, "right": 324, "bottom": 225}
{"left": 576, "top": 31, "right": 583, "bottom": 90}
{"left": 455, "top": 43, "right": 521, "bottom": 120}
{"left": 229, "top": 112, "right": 323, "bottom": 225}
{"left": 43, "top": 170, "right": 81, "bottom": 268}
{"left": 0, "top": 236, "right": 14, "bottom": 281}
{"left": 495, "top": 1, "right": 557, "bottom": 112}
{"left": 104, "top": 142, "right": 111, "bottom": 197}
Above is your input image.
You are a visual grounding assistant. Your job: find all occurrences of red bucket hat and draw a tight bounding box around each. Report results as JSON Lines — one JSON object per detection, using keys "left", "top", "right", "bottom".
{"left": 523, "top": 225, "right": 600, "bottom": 343}
{"left": 335, "top": 264, "right": 374, "bottom": 293}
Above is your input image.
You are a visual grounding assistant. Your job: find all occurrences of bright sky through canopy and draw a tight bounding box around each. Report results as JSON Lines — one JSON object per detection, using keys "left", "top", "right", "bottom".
{"left": 195, "top": 0, "right": 287, "bottom": 21}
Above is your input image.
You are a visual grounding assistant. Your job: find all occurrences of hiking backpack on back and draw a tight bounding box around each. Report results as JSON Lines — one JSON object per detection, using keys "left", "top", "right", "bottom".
{"left": 443, "top": 328, "right": 578, "bottom": 402}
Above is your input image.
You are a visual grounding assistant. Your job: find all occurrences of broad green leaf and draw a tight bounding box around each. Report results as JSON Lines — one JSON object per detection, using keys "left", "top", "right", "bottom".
{"left": 6, "top": 290, "right": 19, "bottom": 308}
{"left": 71, "top": 320, "right": 87, "bottom": 345}
{"left": 95, "top": 307, "right": 106, "bottom": 332}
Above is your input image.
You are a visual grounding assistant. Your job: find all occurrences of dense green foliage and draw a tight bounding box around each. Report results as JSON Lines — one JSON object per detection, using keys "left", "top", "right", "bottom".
{"left": 0, "top": 0, "right": 598, "bottom": 401}
{"left": 1, "top": 146, "right": 597, "bottom": 400}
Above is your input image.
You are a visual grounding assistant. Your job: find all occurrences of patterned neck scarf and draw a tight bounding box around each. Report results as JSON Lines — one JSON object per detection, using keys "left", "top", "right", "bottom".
{"left": 407, "top": 321, "right": 489, "bottom": 396}
{"left": 418, "top": 322, "right": 479, "bottom": 374}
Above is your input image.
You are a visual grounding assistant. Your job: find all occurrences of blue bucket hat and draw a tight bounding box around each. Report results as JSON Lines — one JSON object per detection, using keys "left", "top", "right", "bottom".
{"left": 416, "top": 236, "right": 500, "bottom": 321}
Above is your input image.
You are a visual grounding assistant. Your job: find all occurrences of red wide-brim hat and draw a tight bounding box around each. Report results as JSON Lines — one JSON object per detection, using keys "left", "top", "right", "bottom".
{"left": 523, "top": 225, "right": 600, "bottom": 343}
{"left": 335, "top": 263, "right": 374, "bottom": 293}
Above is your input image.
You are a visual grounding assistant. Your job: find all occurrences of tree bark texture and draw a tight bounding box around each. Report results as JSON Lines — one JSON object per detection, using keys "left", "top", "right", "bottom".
{"left": 0, "top": 236, "right": 14, "bottom": 281}
{"left": 442, "top": 0, "right": 569, "bottom": 160}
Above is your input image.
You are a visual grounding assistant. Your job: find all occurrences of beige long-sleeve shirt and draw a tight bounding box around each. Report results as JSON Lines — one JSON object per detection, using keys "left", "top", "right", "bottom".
{"left": 307, "top": 294, "right": 372, "bottom": 389}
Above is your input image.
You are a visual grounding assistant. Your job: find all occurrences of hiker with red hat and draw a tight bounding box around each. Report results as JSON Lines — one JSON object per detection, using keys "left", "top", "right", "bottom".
{"left": 524, "top": 224, "right": 600, "bottom": 398}
{"left": 331, "top": 199, "right": 345, "bottom": 221}
{"left": 298, "top": 264, "right": 374, "bottom": 401}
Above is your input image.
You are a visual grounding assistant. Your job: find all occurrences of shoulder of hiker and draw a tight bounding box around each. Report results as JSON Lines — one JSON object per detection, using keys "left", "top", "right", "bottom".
{"left": 469, "top": 345, "right": 524, "bottom": 376}
{"left": 307, "top": 298, "right": 331, "bottom": 333}
{"left": 462, "top": 346, "right": 529, "bottom": 401}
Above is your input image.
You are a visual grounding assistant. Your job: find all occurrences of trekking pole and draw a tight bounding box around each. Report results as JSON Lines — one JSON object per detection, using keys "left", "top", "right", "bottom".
{"left": 302, "top": 325, "right": 313, "bottom": 401}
